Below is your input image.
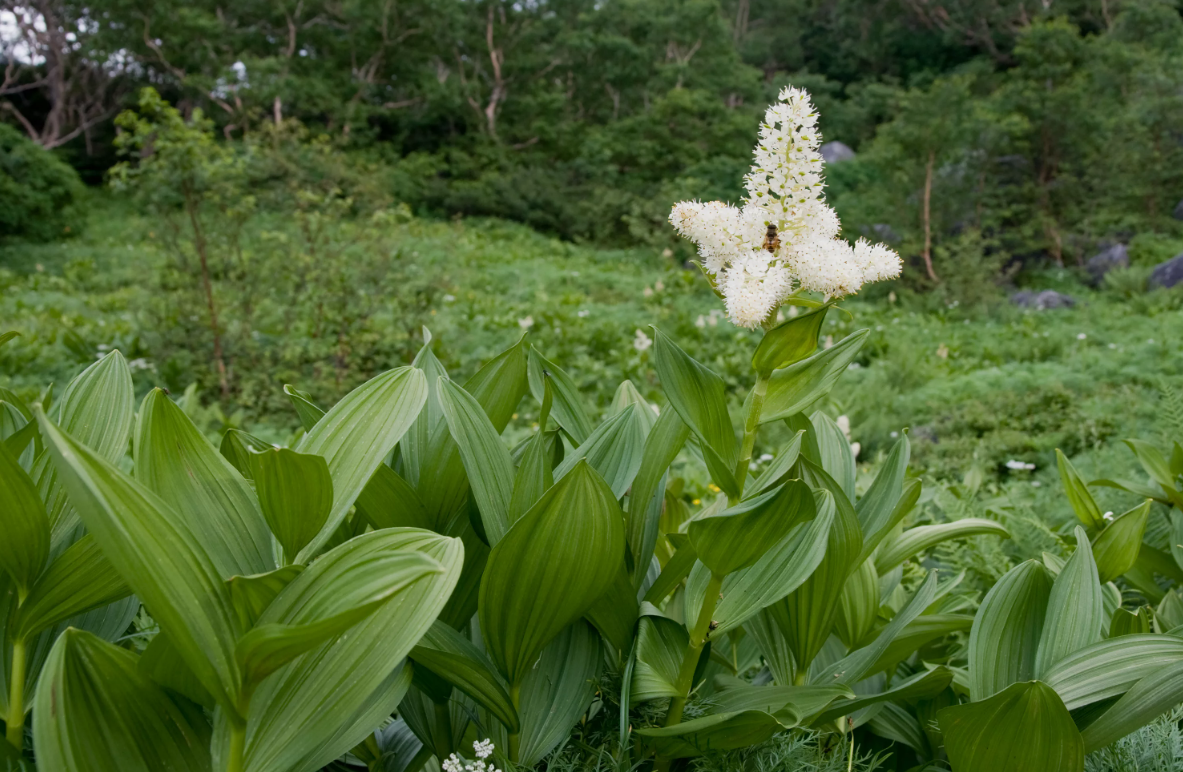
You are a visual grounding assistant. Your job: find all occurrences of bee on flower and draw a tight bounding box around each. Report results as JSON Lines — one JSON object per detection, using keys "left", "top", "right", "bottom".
{"left": 669, "top": 87, "right": 901, "bottom": 328}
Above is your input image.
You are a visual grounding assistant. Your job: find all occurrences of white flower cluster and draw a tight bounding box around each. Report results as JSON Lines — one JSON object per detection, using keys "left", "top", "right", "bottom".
{"left": 669, "top": 87, "right": 901, "bottom": 328}
{"left": 442, "top": 740, "right": 499, "bottom": 772}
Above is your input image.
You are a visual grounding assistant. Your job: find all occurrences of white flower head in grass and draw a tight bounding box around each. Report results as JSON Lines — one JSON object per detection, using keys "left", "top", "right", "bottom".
{"left": 634, "top": 328, "right": 653, "bottom": 352}
{"left": 669, "top": 86, "right": 901, "bottom": 328}
{"left": 443, "top": 739, "right": 500, "bottom": 772}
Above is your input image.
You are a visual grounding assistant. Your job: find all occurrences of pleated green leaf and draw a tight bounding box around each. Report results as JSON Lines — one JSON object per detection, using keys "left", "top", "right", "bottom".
{"left": 229, "top": 529, "right": 462, "bottom": 772}
{"left": 610, "top": 379, "right": 659, "bottom": 434}
{"left": 295, "top": 366, "right": 428, "bottom": 561}
{"left": 226, "top": 565, "right": 304, "bottom": 631}
{"left": 399, "top": 331, "right": 450, "bottom": 489}
{"left": 709, "top": 682, "right": 854, "bottom": 718}
{"left": 1080, "top": 659, "right": 1183, "bottom": 752}
{"left": 237, "top": 543, "right": 441, "bottom": 687}
{"left": 688, "top": 479, "right": 815, "bottom": 577}
{"left": 355, "top": 464, "right": 433, "bottom": 531}
{"left": 810, "top": 411, "right": 856, "bottom": 499}
{"left": 38, "top": 405, "right": 243, "bottom": 712}
{"left": 939, "top": 681, "right": 1084, "bottom": 772}
{"left": 0, "top": 439, "right": 49, "bottom": 593}
{"left": 636, "top": 709, "right": 798, "bottom": 759}
{"left": 871, "top": 614, "right": 974, "bottom": 674}
{"left": 251, "top": 446, "right": 334, "bottom": 561}
{"left": 835, "top": 558, "right": 878, "bottom": 649}
{"left": 854, "top": 436, "right": 914, "bottom": 564}
{"left": 13, "top": 534, "right": 131, "bottom": 641}
{"left": 1091, "top": 500, "right": 1151, "bottom": 583}
{"left": 516, "top": 622, "right": 602, "bottom": 766}
{"left": 438, "top": 377, "right": 515, "bottom": 545}
{"left": 0, "top": 330, "right": 18, "bottom": 348}
{"left": 632, "top": 614, "right": 689, "bottom": 703}
{"left": 642, "top": 534, "right": 698, "bottom": 605}
{"left": 652, "top": 327, "right": 739, "bottom": 495}
{"left": 33, "top": 629, "right": 212, "bottom": 772}
{"left": 1035, "top": 526, "right": 1104, "bottom": 677}
{"left": 875, "top": 518, "right": 1010, "bottom": 574}
{"left": 1042, "top": 634, "right": 1183, "bottom": 710}
{"left": 751, "top": 302, "right": 831, "bottom": 374}
{"left": 814, "top": 666, "right": 954, "bottom": 724}
{"left": 218, "top": 429, "right": 271, "bottom": 481}
{"left": 139, "top": 630, "right": 216, "bottom": 708}
{"left": 135, "top": 389, "right": 274, "bottom": 577}
{"left": 1124, "top": 439, "right": 1175, "bottom": 489}
{"left": 968, "top": 560, "right": 1052, "bottom": 701}
{"left": 409, "top": 620, "right": 519, "bottom": 732}
{"left": 627, "top": 407, "right": 689, "bottom": 585}
{"left": 528, "top": 346, "right": 593, "bottom": 445}
{"left": 480, "top": 460, "right": 624, "bottom": 685}
{"left": 554, "top": 403, "right": 646, "bottom": 499}
{"left": 585, "top": 566, "right": 639, "bottom": 653}
{"left": 760, "top": 330, "right": 868, "bottom": 424}
{"left": 283, "top": 384, "right": 325, "bottom": 432}
{"left": 747, "top": 432, "right": 804, "bottom": 498}
{"left": 1056, "top": 450, "right": 1106, "bottom": 530}
{"left": 1108, "top": 606, "right": 1152, "bottom": 638}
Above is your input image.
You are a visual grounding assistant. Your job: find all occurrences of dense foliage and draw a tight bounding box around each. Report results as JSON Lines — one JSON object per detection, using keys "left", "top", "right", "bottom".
{"left": 0, "top": 125, "right": 83, "bottom": 242}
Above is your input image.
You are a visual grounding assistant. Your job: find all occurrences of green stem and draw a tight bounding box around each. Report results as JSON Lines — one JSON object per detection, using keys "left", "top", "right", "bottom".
{"left": 663, "top": 572, "right": 725, "bottom": 727}
{"left": 5, "top": 637, "right": 27, "bottom": 751}
{"left": 433, "top": 701, "right": 453, "bottom": 762}
{"left": 508, "top": 683, "right": 521, "bottom": 763}
{"left": 732, "top": 371, "right": 770, "bottom": 502}
{"left": 226, "top": 719, "right": 246, "bottom": 772}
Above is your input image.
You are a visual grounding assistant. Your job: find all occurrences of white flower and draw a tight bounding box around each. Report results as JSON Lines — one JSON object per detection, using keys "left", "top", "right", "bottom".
{"left": 695, "top": 314, "right": 706, "bottom": 328}
{"left": 836, "top": 415, "right": 852, "bottom": 439}
{"left": 655, "top": 279, "right": 665, "bottom": 292}
{"left": 669, "top": 87, "right": 899, "bottom": 327}
{"left": 1077, "top": 333, "right": 1087, "bottom": 340}
{"left": 759, "top": 453, "right": 774, "bottom": 462}
{"left": 444, "top": 740, "right": 501, "bottom": 772}
{"left": 577, "top": 309, "right": 590, "bottom": 318}
{"left": 1103, "top": 511, "right": 1114, "bottom": 521}
{"left": 443, "top": 294, "right": 456, "bottom": 303}
{"left": 643, "top": 286, "right": 654, "bottom": 297}
{"left": 634, "top": 329, "right": 653, "bottom": 352}
{"left": 1005, "top": 460, "right": 1036, "bottom": 471}
{"left": 518, "top": 316, "right": 534, "bottom": 330}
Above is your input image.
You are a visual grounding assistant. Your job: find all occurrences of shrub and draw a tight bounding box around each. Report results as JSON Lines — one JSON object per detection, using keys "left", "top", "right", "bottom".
{"left": 0, "top": 124, "right": 84, "bottom": 243}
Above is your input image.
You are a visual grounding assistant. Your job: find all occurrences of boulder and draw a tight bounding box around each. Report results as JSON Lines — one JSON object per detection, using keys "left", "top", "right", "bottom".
{"left": 820, "top": 141, "right": 856, "bottom": 164}
{"left": 1085, "top": 243, "right": 1128, "bottom": 283}
{"left": 1149, "top": 253, "right": 1183, "bottom": 290}
{"left": 1011, "top": 290, "right": 1076, "bottom": 310}
{"left": 871, "top": 223, "right": 901, "bottom": 244}
{"left": 1173, "top": 199, "right": 1183, "bottom": 221}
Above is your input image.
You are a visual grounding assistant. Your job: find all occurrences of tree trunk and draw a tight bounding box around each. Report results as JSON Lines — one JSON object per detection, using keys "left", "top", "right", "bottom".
{"left": 922, "top": 149, "right": 941, "bottom": 283}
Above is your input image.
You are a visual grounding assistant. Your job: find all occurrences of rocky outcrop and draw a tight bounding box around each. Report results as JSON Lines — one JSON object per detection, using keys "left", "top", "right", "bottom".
{"left": 1011, "top": 290, "right": 1076, "bottom": 310}
{"left": 1149, "top": 253, "right": 1183, "bottom": 289}
{"left": 1085, "top": 243, "right": 1128, "bottom": 283}
{"left": 820, "top": 141, "right": 855, "bottom": 164}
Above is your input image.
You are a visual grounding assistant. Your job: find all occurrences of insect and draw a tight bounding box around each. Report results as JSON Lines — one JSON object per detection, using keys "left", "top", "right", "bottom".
{"left": 762, "top": 222, "right": 780, "bottom": 253}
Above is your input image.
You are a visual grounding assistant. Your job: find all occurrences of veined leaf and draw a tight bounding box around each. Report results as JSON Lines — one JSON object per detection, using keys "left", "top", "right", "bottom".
{"left": 38, "top": 405, "right": 242, "bottom": 712}
{"left": 835, "top": 558, "right": 878, "bottom": 649}
{"left": 1035, "top": 526, "right": 1104, "bottom": 677}
{"left": 509, "top": 426, "right": 554, "bottom": 524}
{"left": 810, "top": 411, "right": 855, "bottom": 499}
{"left": 760, "top": 330, "right": 868, "bottom": 424}
{"left": 554, "top": 403, "right": 646, "bottom": 499}
{"left": 871, "top": 614, "right": 974, "bottom": 675}
{"left": 1080, "top": 659, "right": 1183, "bottom": 752}
{"left": 516, "top": 622, "right": 602, "bottom": 766}
{"left": 627, "top": 408, "right": 689, "bottom": 586}
{"left": 295, "top": 366, "right": 428, "bottom": 561}
{"left": 814, "top": 666, "right": 953, "bottom": 724}
{"left": 632, "top": 613, "right": 689, "bottom": 703}
{"left": 409, "top": 620, "right": 519, "bottom": 732}
{"left": 610, "top": 380, "right": 659, "bottom": 434}
{"left": 875, "top": 518, "right": 1010, "bottom": 574}
{"left": 218, "top": 429, "right": 271, "bottom": 481}
{"left": 479, "top": 461, "right": 624, "bottom": 685}
{"left": 1091, "top": 501, "right": 1150, "bottom": 584}
{"left": 528, "top": 346, "right": 592, "bottom": 444}
{"left": 283, "top": 384, "right": 325, "bottom": 432}
{"left": 1056, "top": 450, "right": 1106, "bottom": 530}
{"left": 13, "top": 534, "right": 131, "bottom": 641}
{"left": 1124, "top": 439, "right": 1175, "bottom": 490}
{"left": 939, "top": 681, "right": 1083, "bottom": 772}
{"left": 251, "top": 446, "right": 334, "bottom": 561}
{"left": 1043, "top": 634, "right": 1183, "bottom": 710}
{"left": 585, "top": 566, "right": 639, "bottom": 653}
{"left": 854, "top": 437, "right": 915, "bottom": 565}
{"left": 747, "top": 432, "right": 804, "bottom": 498}
{"left": 135, "top": 389, "right": 274, "bottom": 577}
{"left": 0, "top": 439, "right": 49, "bottom": 592}
{"left": 642, "top": 534, "right": 697, "bottom": 606}
{"left": 139, "top": 631, "right": 216, "bottom": 709}
{"left": 355, "top": 463, "right": 433, "bottom": 531}
{"left": 33, "top": 629, "right": 212, "bottom": 772}
{"left": 968, "top": 560, "right": 1052, "bottom": 701}
{"left": 636, "top": 709, "right": 798, "bottom": 759}
{"left": 710, "top": 682, "right": 854, "bottom": 718}
{"left": 688, "top": 479, "right": 815, "bottom": 577}
{"left": 226, "top": 565, "right": 304, "bottom": 631}
{"left": 1108, "top": 606, "right": 1152, "bottom": 638}
{"left": 752, "top": 302, "right": 832, "bottom": 374}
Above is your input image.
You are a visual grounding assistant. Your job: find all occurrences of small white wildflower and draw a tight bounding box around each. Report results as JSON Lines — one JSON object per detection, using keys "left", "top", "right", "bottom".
{"left": 1108, "top": 343, "right": 1116, "bottom": 349}
{"left": 655, "top": 279, "right": 665, "bottom": 292}
{"left": 850, "top": 441, "right": 861, "bottom": 460}
{"left": 707, "top": 314, "right": 718, "bottom": 327}
{"left": 443, "top": 294, "right": 456, "bottom": 303}
{"left": 695, "top": 314, "right": 706, "bottom": 328}
{"left": 518, "top": 316, "right": 534, "bottom": 330}
{"left": 577, "top": 309, "right": 590, "bottom": 318}
{"left": 759, "top": 453, "right": 774, "bottom": 462}
{"left": 643, "top": 286, "right": 654, "bottom": 298}
{"left": 97, "top": 343, "right": 111, "bottom": 351}
{"left": 1103, "top": 511, "right": 1115, "bottom": 521}
{"left": 444, "top": 740, "right": 500, "bottom": 772}
{"left": 890, "top": 431, "right": 899, "bottom": 438}
{"left": 473, "top": 739, "right": 495, "bottom": 760}
{"left": 1005, "top": 460, "right": 1036, "bottom": 471}
{"left": 823, "top": 335, "right": 834, "bottom": 349}
{"left": 634, "top": 329, "right": 653, "bottom": 352}
{"left": 1031, "top": 481, "right": 1042, "bottom": 487}
{"left": 936, "top": 343, "right": 949, "bottom": 359}
{"left": 1077, "top": 333, "right": 1087, "bottom": 340}
{"left": 836, "top": 415, "right": 852, "bottom": 440}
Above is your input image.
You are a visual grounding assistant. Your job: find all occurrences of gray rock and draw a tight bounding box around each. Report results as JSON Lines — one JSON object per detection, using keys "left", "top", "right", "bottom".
{"left": 1086, "top": 243, "right": 1128, "bottom": 283}
{"left": 911, "top": 425, "right": 939, "bottom": 444}
{"left": 1011, "top": 290, "right": 1076, "bottom": 310}
{"left": 1174, "top": 199, "right": 1183, "bottom": 221}
{"left": 1149, "top": 253, "right": 1183, "bottom": 289}
{"left": 871, "top": 223, "right": 901, "bottom": 244}
{"left": 820, "top": 141, "right": 856, "bottom": 164}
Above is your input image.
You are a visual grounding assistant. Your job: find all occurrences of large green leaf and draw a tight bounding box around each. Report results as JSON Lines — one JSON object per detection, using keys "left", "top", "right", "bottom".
{"left": 479, "top": 461, "right": 624, "bottom": 685}
{"left": 810, "top": 411, "right": 856, "bottom": 498}
{"left": 229, "top": 529, "right": 462, "bottom": 772}
{"left": 875, "top": 518, "right": 1010, "bottom": 574}
{"left": 226, "top": 566, "right": 303, "bottom": 631}
{"left": 1091, "top": 501, "right": 1150, "bottom": 584}
{"left": 355, "top": 464, "right": 433, "bottom": 531}
{"left": 1124, "top": 439, "right": 1175, "bottom": 490}
{"left": 0, "top": 330, "right": 18, "bottom": 349}
{"left": 409, "top": 620, "right": 519, "bottom": 732}
{"left": 237, "top": 539, "right": 441, "bottom": 688}
{"left": 509, "top": 427, "right": 554, "bottom": 523}
{"left": 1035, "top": 526, "right": 1104, "bottom": 677}
{"left": 835, "top": 558, "right": 878, "bottom": 649}
{"left": 1056, "top": 450, "right": 1106, "bottom": 530}
{"left": 643, "top": 534, "right": 697, "bottom": 606}
{"left": 585, "top": 566, "right": 639, "bottom": 653}
{"left": 1042, "top": 634, "right": 1183, "bottom": 710}
{"left": 709, "top": 682, "right": 854, "bottom": 718}
{"left": 759, "top": 330, "right": 868, "bottom": 424}
{"left": 438, "top": 377, "right": 515, "bottom": 545}
{"left": 399, "top": 332, "right": 451, "bottom": 489}
{"left": 13, "top": 534, "right": 131, "bottom": 641}
{"left": 938, "top": 681, "right": 1083, "bottom": 772}
{"left": 554, "top": 403, "right": 646, "bottom": 499}
{"left": 295, "top": 366, "right": 428, "bottom": 560}
{"left": 627, "top": 408, "right": 689, "bottom": 585}
{"left": 746, "top": 432, "right": 804, "bottom": 498}
{"left": 636, "top": 709, "right": 798, "bottom": 759}
{"left": 283, "top": 384, "right": 325, "bottom": 432}
{"left": 632, "top": 613, "right": 689, "bottom": 703}
{"left": 854, "top": 438, "right": 915, "bottom": 565}
{"left": 968, "top": 560, "right": 1052, "bottom": 701}
{"left": 218, "top": 429, "right": 271, "bottom": 481}
{"left": 134, "top": 389, "right": 274, "bottom": 577}
{"left": 1080, "top": 659, "right": 1183, "bottom": 752}
{"left": 527, "top": 346, "right": 593, "bottom": 444}
{"left": 652, "top": 327, "right": 739, "bottom": 496}
{"left": 516, "top": 622, "right": 602, "bottom": 766}
{"left": 751, "top": 302, "right": 832, "bottom": 374}
{"left": 814, "top": 666, "right": 954, "bottom": 724}
{"left": 38, "top": 406, "right": 243, "bottom": 712}
{"left": 251, "top": 446, "right": 334, "bottom": 562}
{"left": 871, "top": 614, "right": 974, "bottom": 674}
{"left": 139, "top": 630, "right": 216, "bottom": 708}
{"left": 33, "top": 629, "right": 212, "bottom": 772}
{"left": 0, "top": 439, "right": 49, "bottom": 593}
{"left": 688, "top": 479, "right": 815, "bottom": 577}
